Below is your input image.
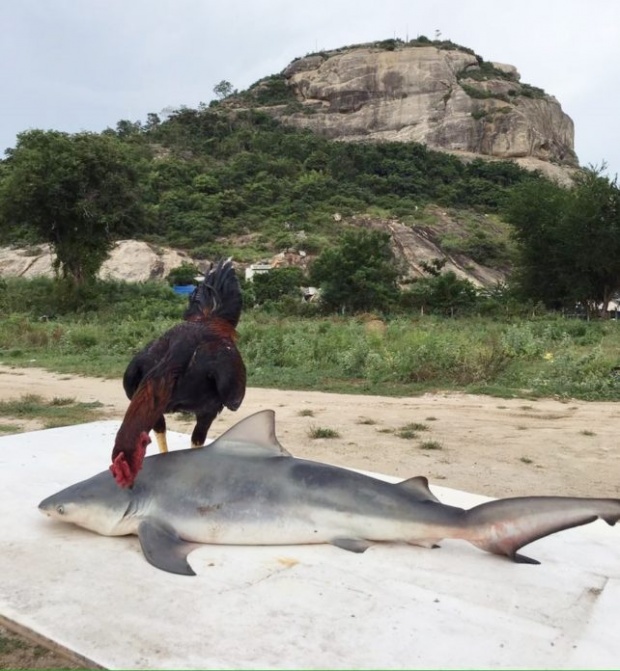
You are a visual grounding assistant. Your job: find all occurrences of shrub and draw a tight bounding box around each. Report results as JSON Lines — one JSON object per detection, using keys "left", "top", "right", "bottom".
{"left": 166, "top": 262, "right": 200, "bottom": 286}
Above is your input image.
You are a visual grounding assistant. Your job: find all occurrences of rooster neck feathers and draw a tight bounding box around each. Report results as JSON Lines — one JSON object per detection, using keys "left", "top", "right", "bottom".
{"left": 184, "top": 259, "right": 242, "bottom": 327}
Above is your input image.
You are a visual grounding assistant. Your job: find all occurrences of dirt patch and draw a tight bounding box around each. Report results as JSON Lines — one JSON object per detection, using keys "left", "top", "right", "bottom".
{"left": 1, "top": 363, "right": 618, "bottom": 667}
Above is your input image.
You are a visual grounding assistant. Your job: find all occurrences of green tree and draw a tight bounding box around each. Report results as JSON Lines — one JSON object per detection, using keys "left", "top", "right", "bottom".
{"left": 309, "top": 229, "right": 400, "bottom": 313}
{"left": 253, "top": 266, "right": 305, "bottom": 304}
{"left": 166, "top": 262, "right": 200, "bottom": 286}
{"left": 506, "top": 166, "right": 620, "bottom": 315}
{"left": 402, "top": 271, "right": 479, "bottom": 316}
{"left": 213, "top": 80, "right": 234, "bottom": 100}
{"left": 0, "top": 130, "right": 145, "bottom": 284}
{"left": 505, "top": 178, "right": 570, "bottom": 308}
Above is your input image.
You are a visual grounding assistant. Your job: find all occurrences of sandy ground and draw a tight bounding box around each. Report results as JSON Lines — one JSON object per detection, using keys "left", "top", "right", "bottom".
{"left": 1, "top": 363, "right": 619, "bottom": 668}
{"left": 0, "top": 363, "right": 618, "bottom": 499}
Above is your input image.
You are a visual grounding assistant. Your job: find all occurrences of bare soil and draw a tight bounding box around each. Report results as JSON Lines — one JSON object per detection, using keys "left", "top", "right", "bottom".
{"left": 1, "top": 363, "right": 619, "bottom": 668}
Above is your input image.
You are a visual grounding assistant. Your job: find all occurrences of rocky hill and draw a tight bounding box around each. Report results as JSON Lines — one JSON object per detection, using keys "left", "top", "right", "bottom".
{"left": 0, "top": 207, "right": 510, "bottom": 288}
{"left": 242, "top": 39, "right": 577, "bottom": 184}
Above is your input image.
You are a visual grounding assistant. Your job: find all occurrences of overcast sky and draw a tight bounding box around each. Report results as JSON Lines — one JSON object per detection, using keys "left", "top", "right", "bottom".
{"left": 2, "top": 0, "right": 619, "bottom": 177}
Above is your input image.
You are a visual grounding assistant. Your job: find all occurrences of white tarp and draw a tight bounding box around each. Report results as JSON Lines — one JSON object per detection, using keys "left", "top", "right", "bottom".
{"left": 0, "top": 421, "right": 618, "bottom": 669}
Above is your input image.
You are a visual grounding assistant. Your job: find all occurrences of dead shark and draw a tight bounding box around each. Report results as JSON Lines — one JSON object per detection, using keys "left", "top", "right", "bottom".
{"left": 39, "top": 410, "right": 620, "bottom": 576}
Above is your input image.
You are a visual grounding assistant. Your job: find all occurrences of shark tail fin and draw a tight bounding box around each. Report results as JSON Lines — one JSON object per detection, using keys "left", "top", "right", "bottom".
{"left": 462, "top": 496, "right": 620, "bottom": 564}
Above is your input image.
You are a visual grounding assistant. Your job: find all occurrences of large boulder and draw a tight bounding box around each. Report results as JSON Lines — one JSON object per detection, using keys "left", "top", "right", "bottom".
{"left": 257, "top": 43, "right": 576, "bottom": 179}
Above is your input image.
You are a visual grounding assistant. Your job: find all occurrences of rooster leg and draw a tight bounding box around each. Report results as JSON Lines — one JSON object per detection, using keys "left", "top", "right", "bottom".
{"left": 153, "top": 415, "right": 168, "bottom": 453}
{"left": 191, "top": 411, "right": 218, "bottom": 448}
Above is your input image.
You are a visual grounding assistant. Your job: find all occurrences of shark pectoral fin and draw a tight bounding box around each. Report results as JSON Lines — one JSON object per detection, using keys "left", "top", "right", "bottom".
{"left": 513, "top": 552, "right": 540, "bottom": 565}
{"left": 138, "top": 519, "right": 197, "bottom": 576}
{"left": 330, "top": 537, "right": 373, "bottom": 553}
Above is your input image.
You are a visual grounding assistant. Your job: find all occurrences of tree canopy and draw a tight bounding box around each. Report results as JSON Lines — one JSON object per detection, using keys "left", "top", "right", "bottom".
{"left": 0, "top": 130, "right": 146, "bottom": 283}
{"left": 506, "top": 166, "right": 620, "bottom": 315}
{"left": 309, "top": 229, "right": 401, "bottom": 313}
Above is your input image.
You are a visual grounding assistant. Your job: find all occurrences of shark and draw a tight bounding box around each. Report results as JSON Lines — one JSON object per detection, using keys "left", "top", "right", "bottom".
{"left": 39, "top": 410, "right": 620, "bottom": 576}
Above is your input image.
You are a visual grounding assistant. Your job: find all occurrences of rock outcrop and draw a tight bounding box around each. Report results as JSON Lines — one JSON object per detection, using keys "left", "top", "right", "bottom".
{"left": 0, "top": 218, "right": 509, "bottom": 289}
{"left": 354, "top": 215, "right": 506, "bottom": 288}
{"left": 0, "top": 240, "right": 192, "bottom": 282}
{"left": 250, "top": 42, "right": 577, "bottom": 181}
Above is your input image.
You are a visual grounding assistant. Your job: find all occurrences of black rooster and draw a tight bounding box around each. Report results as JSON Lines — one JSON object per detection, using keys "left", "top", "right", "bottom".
{"left": 110, "top": 259, "right": 246, "bottom": 487}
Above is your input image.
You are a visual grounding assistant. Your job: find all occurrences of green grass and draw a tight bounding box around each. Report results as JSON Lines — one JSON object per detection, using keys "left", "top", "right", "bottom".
{"left": 0, "top": 423, "right": 22, "bottom": 433}
{"left": 402, "top": 422, "right": 429, "bottom": 432}
{"left": 419, "top": 440, "right": 442, "bottom": 450}
{"left": 2, "top": 278, "right": 620, "bottom": 402}
{"left": 308, "top": 426, "right": 341, "bottom": 439}
{"left": 396, "top": 423, "right": 429, "bottom": 439}
{"left": 0, "top": 394, "right": 106, "bottom": 429}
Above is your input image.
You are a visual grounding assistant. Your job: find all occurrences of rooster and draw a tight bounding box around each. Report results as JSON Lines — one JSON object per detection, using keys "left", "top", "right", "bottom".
{"left": 110, "top": 259, "right": 246, "bottom": 488}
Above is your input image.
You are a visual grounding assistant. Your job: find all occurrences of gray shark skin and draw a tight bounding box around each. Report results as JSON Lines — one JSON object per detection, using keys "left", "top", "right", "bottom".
{"left": 39, "top": 410, "right": 620, "bottom": 576}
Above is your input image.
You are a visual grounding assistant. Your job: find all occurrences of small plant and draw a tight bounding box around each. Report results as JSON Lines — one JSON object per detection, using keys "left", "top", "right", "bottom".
{"left": 403, "top": 422, "right": 429, "bottom": 432}
{"left": 166, "top": 262, "right": 200, "bottom": 287}
{"left": 397, "top": 428, "right": 418, "bottom": 439}
{"left": 357, "top": 417, "right": 376, "bottom": 425}
{"left": 298, "top": 409, "right": 315, "bottom": 417}
{"left": 425, "top": 416, "right": 438, "bottom": 421}
{"left": 580, "top": 429, "right": 596, "bottom": 436}
{"left": 520, "top": 456, "right": 533, "bottom": 464}
{"left": 50, "top": 396, "right": 75, "bottom": 406}
{"left": 419, "top": 440, "right": 442, "bottom": 450}
{"left": 308, "top": 426, "right": 340, "bottom": 439}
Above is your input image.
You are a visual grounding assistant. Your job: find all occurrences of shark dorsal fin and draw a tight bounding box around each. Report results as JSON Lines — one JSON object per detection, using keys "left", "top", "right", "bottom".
{"left": 396, "top": 475, "right": 440, "bottom": 503}
{"left": 209, "top": 410, "right": 291, "bottom": 457}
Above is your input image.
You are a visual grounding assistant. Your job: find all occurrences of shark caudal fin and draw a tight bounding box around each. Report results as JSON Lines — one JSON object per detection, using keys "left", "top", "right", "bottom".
{"left": 462, "top": 496, "right": 620, "bottom": 564}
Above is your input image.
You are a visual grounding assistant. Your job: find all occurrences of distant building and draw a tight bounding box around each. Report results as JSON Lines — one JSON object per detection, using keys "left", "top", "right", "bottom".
{"left": 245, "top": 262, "right": 272, "bottom": 282}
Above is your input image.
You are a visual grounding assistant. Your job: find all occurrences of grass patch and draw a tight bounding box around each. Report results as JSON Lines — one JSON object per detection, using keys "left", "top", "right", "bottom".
{"left": 419, "top": 440, "right": 442, "bottom": 450}
{"left": 298, "top": 409, "right": 315, "bottom": 417}
{"left": 520, "top": 456, "right": 534, "bottom": 464}
{"left": 0, "top": 394, "right": 106, "bottom": 428}
{"left": 580, "top": 429, "right": 596, "bottom": 436}
{"left": 396, "top": 422, "right": 429, "bottom": 439}
{"left": 3, "top": 278, "right": 620, "bottom": 402}
{"left": 308, "top": 426, "right": 340, "bottom": 439}
{"left": 402, "top": 422, "right": 429, "bottom": 432}
{"left": 0, "top": 423, "right": 22, "bottom": 433}
{"left": 0, "top": 633, "right": 29, "bottom": 654}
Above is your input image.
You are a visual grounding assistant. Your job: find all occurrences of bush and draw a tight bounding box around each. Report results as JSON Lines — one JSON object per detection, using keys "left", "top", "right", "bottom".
{"left": 166, "top": 262, "right": 200, "bottom": 286}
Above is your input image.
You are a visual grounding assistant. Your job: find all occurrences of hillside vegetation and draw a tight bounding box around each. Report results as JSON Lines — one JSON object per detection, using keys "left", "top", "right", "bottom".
{"left": 1, "top": 276, "right": 620, "bottom": 401}
{"left": 0, "top": 105, "right": 541, "bottom": 265}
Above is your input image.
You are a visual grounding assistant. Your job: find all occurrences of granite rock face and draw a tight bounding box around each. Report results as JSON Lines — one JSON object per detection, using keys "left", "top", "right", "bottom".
{"left": 0, "top": 240, "right": 191, "bottom": 282}
{"left": 260, "top": 44, "right": 576, "bottom": 176}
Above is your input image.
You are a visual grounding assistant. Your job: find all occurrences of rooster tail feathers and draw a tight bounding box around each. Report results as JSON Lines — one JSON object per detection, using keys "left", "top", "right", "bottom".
{"left": 183, "top": 258, "right": 243, "bottom": 326}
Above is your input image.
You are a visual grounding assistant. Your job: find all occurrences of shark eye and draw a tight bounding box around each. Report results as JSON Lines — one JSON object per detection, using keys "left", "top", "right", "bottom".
{"left": 56, "top": 504, "right": 65, "bottom": 515}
